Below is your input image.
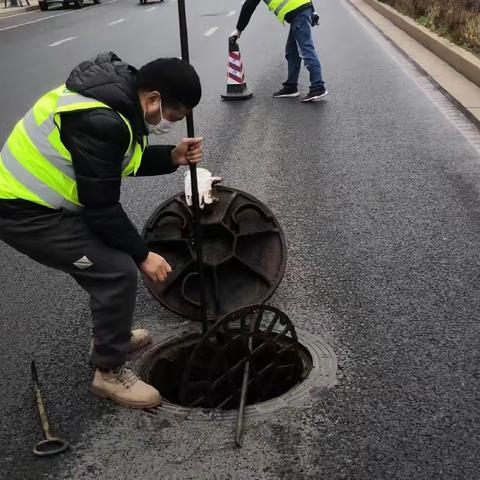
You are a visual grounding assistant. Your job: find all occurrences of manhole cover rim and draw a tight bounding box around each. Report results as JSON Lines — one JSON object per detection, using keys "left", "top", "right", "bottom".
{"left": 135, "top": 325, "right": 337, "bottom": 422}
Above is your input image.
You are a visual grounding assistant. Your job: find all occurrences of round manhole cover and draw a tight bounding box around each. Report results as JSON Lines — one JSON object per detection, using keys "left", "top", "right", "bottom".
{"left": 137, "top": 306, "right": 337, "bottom": 420}
{"left": 142, "top": 186, "right": 287, "bottom": 322}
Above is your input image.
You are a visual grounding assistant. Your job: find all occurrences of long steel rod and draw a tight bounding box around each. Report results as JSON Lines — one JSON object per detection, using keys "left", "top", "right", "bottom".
{"left": 235, "top": 319, "right": 254, "bottom": 447}
{"left": 177, "top": 0, "right": 208, "bottom": 334}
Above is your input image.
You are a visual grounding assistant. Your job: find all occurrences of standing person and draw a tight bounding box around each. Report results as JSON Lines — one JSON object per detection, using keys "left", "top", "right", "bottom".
{"left": 230, "top": 0, "right": 328, "bottom": 102}
{"left": 0, "top": 52, "right": 205, "bottom": 409}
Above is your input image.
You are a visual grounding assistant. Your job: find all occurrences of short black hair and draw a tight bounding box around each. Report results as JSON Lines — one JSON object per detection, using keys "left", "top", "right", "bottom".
{"left": 137, "top": 58, "right": 201, "bottom": 109}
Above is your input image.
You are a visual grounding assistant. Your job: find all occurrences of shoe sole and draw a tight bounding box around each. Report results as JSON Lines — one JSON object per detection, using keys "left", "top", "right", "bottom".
{"left": 301, "top": 90, "right": 329, "bottom": 102}
{"left": 273, "top": 92, "right": 300, "bottom": 98}
{"left": 91, "top": 385, "right": 162, "bottom": 409}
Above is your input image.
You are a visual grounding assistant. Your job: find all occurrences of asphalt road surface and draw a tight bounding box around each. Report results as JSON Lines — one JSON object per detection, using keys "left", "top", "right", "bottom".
{"left": 1, "top": 0, "right": 479, "bottom": 478}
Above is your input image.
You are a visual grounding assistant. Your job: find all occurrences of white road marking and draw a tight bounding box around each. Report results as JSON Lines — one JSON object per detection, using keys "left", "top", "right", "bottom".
{"left": 145, "top": 6, "right": 156, "bottom": 12}
{"left": 227, "top": 10, "right": 236, "bottom": 16}
{"left": 0, "top": 0, "right": 118, "bottom": 32}
{"left": 204, "top": 26, "right": 218, "bottom": 36}
{"left": 48, "top": 36, "right": 76, "bottom": 47}
{"left": 108, "top": 18, "right": 125, "bottom": 26}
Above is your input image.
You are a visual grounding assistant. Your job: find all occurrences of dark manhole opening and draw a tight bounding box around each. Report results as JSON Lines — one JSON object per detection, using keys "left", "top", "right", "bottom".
{"left": 140, "top": 333, "right": 312, "bottom": 410}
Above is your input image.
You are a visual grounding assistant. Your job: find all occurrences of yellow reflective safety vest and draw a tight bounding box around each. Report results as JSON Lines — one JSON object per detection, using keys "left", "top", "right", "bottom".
{"left": 0, "top": 85, "right": 146, "bottom": 211}
{"left": 262, "top": 0, "right": 311, "bottom": 22}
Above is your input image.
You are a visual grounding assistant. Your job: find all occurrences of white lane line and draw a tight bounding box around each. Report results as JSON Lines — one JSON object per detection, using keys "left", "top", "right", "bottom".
{"left": 108, "top": 18, "right": 125, "bottom": 26}
{"left": 227, "top": 10, "right": 236, "bottom": 16}
{"left": 0, "top": 0, "right": 118, "bottom": 33}
{"left": 48, "top": 36, "right": 76, "bottom": 47}
{"left": 145, "top": 6, "right": 156, "bottom": 12}
{"left": 204, "top": 26, "right": 218, "bottom": 37}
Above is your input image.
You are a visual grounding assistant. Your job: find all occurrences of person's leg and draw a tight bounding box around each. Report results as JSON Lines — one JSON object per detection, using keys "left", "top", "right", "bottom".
{"left": 284, "top": 23, "right": 302, "bottom": 88}
{"left": 0, "top": 208, "right": 136, "bottom": 368}
{"left": 293, "top": 8, "right": 326, "bottom": 93}
{"left": 73, "top": 252, "right": 137, "bottom": 370}
{"left": 0, "top": 206, "right": 161, "bottom": 407}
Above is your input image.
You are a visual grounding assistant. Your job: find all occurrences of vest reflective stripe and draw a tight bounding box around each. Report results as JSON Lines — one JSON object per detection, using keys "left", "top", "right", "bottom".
{"left": 0, "top": 85, "right": 145, "bottom": 210}
{"left": 262, "top": 0, "right": 311, "bottom": 21}
{"left": 56, "top": 91, "right": 108, "bottom": 111}
{"left": 23, "top": 110, "right": 76, "bottom": 180}
{"left": 0, "top": 142, "right": 80, "bottom": 211}
{"left": 7, "top": 117, "right": 81, "bottom": 208}
{"left": 24, "top": 108, "right": 133, "bottom": 178}
{"left": 53, "top": 89, "right": 139, "bottom": 174}
{"left": 273, "top": 0, "right": 289, "bottom": 15}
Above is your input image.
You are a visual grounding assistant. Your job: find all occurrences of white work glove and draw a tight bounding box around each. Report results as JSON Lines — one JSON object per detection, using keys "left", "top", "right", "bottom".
{"left": 229, "top": 29, "right": 241, "bottom": 41}
{"left": 184, "top": 168, "right": 223, "bottom": 209}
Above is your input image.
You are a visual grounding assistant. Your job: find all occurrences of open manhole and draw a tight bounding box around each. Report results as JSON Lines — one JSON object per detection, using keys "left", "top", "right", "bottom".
{"left": 137, "top": 306, "right": 337, "bottom": 418}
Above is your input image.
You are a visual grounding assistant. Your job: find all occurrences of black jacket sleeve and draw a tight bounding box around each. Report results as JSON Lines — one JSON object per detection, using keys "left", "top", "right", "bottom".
{"left": 133, "top": 145, "right": 178, "bottom": 176}
{"left": 60, "top": 109, "right": 149, "bottom": 264}
{"left": 236, "top": 0, "right": 261, "bottom": 31}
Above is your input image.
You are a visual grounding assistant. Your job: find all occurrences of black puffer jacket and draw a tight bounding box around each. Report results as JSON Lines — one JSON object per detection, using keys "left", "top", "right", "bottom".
{"left": 4, "top": 52, "right": 178, "bottom": 264}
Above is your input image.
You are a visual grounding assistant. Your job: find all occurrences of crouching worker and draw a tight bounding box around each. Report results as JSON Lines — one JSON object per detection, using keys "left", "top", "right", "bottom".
{"left": 0, "top": 52, "right": 203, "bottom": 409}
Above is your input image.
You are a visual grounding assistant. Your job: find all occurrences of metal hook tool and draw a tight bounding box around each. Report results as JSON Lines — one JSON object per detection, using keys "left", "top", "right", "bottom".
{"left": 31, "top": 360, "right": 69, "bottom": 457}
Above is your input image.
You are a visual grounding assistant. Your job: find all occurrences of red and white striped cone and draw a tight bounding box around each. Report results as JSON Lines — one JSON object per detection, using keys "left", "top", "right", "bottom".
{"left": 221, "top": 39, "right": 253, "bottom": 101}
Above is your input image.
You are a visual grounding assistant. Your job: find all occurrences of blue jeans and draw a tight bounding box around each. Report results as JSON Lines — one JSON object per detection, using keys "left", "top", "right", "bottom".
{"left": 284, "top": 7, "right": 325, "bottom": 91}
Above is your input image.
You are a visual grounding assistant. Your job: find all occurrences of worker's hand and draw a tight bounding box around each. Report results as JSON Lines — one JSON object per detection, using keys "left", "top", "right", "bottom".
{"left": 311, "top": 11, "right": 320, "bottom": 27}
{"left": 140, "top": 252, "right": 172, "bottom": 282}
{"left": 229, "top": 29, "right": 241, "bottom": 42}
{"left": 185, "top": 168, "right": 223, "bottom": 209}
{"left": 172, "top": 137, "right": 203, "bottom": 166}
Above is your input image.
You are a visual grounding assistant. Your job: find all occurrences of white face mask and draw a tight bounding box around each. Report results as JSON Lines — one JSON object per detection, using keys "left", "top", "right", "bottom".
{"left": 145, "top": 99, "right": 174, "bottom": 135}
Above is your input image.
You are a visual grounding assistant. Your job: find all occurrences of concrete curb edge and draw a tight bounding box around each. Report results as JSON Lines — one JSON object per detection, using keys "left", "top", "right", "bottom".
{"left": 0, "top": 4, "right": 38, "bottom": 18}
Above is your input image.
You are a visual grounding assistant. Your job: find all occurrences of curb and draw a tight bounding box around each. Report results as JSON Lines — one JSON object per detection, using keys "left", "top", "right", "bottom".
{"left": 361, "top": 0, "right": 480, "bottom": 89}
{"left": 0, "top": 4, "right": 38, "bottom": 17}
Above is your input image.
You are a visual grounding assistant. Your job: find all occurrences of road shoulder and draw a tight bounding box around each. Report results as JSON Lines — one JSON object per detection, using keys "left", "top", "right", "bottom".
{"left": 349, "top": 0, "right": 480, "bottom": 126}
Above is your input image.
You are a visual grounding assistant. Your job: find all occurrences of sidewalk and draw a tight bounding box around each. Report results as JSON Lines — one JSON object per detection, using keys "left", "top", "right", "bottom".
{"left": 0, "top": 0, "right": 38, "bottom": 18}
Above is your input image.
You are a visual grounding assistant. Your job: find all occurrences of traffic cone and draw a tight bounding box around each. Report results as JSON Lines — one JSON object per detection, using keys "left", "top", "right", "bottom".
{"left": 221, "top": 39, "right": 253, "bottom": 101}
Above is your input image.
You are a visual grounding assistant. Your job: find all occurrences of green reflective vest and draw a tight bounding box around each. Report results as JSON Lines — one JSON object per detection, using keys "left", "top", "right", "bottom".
{"left": 0, "top": 85, "right": 146, "bottom": 211}
{"left": 262, "top": 0, "right": 311, "bottom": 22}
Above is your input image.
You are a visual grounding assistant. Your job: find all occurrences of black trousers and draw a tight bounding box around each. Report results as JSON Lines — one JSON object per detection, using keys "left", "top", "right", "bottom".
{"left": 0, "top": 205, "right": 138, "bottom": 369}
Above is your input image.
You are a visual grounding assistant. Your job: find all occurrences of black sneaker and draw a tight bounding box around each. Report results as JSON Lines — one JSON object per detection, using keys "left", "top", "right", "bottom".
{"left": 273, "top": 86, "right": 300, "bottom": 98}
{"left": 301, "top": 87, "right": 328, "bottom": 102}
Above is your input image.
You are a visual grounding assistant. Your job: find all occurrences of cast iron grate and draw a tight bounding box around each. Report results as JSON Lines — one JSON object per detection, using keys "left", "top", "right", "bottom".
{"left": 144, "top": 305, "right": 311, "bottom": 410}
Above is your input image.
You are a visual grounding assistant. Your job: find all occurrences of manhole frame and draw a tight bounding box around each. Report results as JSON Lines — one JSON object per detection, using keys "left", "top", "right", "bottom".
{"left": 135, "top": 323, "right": 337, "bottom": 422}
